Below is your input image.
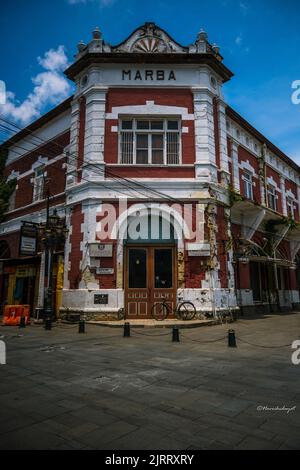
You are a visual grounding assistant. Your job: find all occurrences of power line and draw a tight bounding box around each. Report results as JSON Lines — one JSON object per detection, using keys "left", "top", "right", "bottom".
{"left": 0, "top": 120, "right": 204, "bottom": 228}
{"left": 0, "top": 115, "right": 208, "bottom": 205}
{"left": 0, "top": 119, "right": 297, "bottom": 244}
{"left": 0, "top": 123, "right": 155, "bottom": 200}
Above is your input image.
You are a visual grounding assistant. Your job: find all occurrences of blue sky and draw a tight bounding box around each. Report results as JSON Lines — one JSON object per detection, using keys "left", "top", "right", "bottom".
{"left": 0, "top": 0, "right": 300, "bottom": 163}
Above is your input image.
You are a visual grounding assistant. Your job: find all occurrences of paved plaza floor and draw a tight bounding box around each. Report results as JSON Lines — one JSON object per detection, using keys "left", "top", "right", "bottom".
{"left": 0, "top": 312, "right": 299, "bottom": 450}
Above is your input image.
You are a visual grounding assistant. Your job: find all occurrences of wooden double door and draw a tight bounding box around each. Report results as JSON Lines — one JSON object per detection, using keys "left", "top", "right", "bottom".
{"left": 125, "top": 245, "right": 177, "bottom": 319}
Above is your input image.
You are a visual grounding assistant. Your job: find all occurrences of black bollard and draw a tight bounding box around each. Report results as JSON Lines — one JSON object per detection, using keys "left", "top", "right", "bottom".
{"left": 19, "top": 316, "right": 26, "bottom": 329}
{"left": 228, "top": 329, "right": 237, "bottom": 347}
{"left": 78, "top": 319, "right": 85, "bottom": 334}
{"left": 123, "top": 322, "right": 130, "bottom": 337}
{"left": 44, "top": 317, "right": 52, "bottom": 331}
{"left": 172, "top": 326, "right": 180, "bottom": 342}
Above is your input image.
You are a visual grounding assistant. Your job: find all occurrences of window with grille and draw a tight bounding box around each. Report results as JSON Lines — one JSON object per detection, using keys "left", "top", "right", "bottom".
{"left": 243, "top": 171, "right": 253, "bottom": 200}
{"left": 287, "top": 197, "right": 295, "bottom": 219}
{"left": 267, "top": 185, "right": 277, "bottom": 211}
{"left": 32, "top": 166, "right": 45, "bottom": 202}
{"left": 119, "top": 119, "right": 181, "bottom": 165}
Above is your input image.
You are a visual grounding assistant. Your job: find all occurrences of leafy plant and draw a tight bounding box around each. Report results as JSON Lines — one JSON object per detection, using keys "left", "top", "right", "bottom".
{"left": 228, "top": 185, "right": 244, "bottom": 206}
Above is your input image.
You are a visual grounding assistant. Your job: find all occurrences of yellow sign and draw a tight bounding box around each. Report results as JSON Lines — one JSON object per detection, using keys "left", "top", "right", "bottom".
{"left": 15, "top": 266, "right": 36, "bottom": 278}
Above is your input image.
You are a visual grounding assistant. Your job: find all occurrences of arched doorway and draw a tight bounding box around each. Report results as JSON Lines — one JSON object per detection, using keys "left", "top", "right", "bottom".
{"left": 122, "top": 210, "right": 180, "bottom": 319}
{"left": 0, "top": 241, "right": 10, "bottom": 259}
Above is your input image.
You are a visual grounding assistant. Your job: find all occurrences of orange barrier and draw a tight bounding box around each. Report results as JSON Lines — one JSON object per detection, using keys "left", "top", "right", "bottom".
{"left": 3, "top": 305, "right": 30, "bottom": 326}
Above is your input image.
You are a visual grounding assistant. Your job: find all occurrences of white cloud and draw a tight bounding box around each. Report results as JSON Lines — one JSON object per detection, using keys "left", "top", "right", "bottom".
{"left": 235, "top": 35, "right": 243, "bottom": 46}
{"left": 239, "top": 1, "right": 249, "bottom": 15}
{"left": 38, "top": 45, "right": 69, "bottom": 71}
{"left": 233, "top": 34, "right": 250, "bottom": 54}
{"left": 0, "top": 45, "right": 72, "bottom": 126}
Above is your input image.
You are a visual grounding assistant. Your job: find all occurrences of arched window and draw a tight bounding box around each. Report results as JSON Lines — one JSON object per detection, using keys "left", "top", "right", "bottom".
{"left": 0, "top": 241, "right": 10, "bottom": 260}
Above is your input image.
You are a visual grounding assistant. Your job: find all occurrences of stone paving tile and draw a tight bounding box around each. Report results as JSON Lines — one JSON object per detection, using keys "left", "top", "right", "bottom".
{"left": 65, "top": 421, "right": 100, "bottom": 439}
{"left": 0, "top": 414, "right": 39, "bottom": 434}
{"left": 0, "top": 426, "right": 68, "bottom": 450}
{"left": 69, "top": 406, "right": 120, "bottom": 427}
{"left": 77, "top": 421, "right": 138, "bottom": 449}
{"left": 236, "top": 435, "right": 280, "bottom": 450}
{"left": 0, "top": 313, "right": 299, "bottom": 449}
{"left": 103, "top": 428, "right": 189, "bottom": 450}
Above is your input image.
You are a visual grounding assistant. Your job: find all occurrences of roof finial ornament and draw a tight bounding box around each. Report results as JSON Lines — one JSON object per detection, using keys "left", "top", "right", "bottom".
{"left": 92, "top": 26, "right": 102, "bottom": 40}
{"left": 197, "top": 28, "right": 208, "bottom": 42}
{"left": 212, "top": 43, "right": 220, "bottom": 54}
{"left": 77, "top": 40, "right": 86, "bottom": 52}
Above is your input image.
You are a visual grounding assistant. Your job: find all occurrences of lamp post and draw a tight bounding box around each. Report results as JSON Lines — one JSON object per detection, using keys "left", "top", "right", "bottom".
{"left": 42, "top": 207, "right": 68, "bottom": 321}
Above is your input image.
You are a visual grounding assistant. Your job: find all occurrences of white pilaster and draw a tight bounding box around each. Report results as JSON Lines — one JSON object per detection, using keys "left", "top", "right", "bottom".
{"left": 66, "top": 99, "right": 80, "bottom": 186}
{"left": 231, "top": 140, "right": 240, "bottom": 192}
{"left": 217, "top": 100, "right": 230, "bottom": 179}
{"left": 82, "top": 86, "right": 107, "bottom": 181}
{"left": 193, "top": 88, "right": 217, "bottom": 183}
{"left": 280, "top": 176, "right": 287, "bottom": 216}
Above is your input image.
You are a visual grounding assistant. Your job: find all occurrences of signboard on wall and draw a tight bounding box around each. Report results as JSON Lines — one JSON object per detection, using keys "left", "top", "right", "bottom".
{"left": 187, "top": 243, "right": 210, "bottom": 257}
{"left": 89, "top": 243, "right": 113, "bottom": 258}
{"left": 19, "top": 223, "right": 38, "bottom": 256}
{"left": 15, "top": 266, "right": 36, "bottom": 278}
{"left": 96, "top": 268, "right": 114, "bottom": 275}
{"left": 94, "top": 294, "right": 109, "bottom": 305}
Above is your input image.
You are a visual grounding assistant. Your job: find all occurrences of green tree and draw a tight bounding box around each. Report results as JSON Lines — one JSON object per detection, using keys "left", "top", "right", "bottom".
{"left": 0, "top": 147, "right": 17, "bottom": 223}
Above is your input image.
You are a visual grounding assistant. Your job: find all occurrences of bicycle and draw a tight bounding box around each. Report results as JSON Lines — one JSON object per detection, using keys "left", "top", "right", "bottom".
{"left": 151, "top": 298, "right": 196, "bottom": 321}
{"left": 117, "top": 307, "right": 125, "bottom": 320}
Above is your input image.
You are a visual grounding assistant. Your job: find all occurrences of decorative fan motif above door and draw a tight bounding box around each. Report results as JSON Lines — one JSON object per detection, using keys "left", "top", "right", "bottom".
{"left": 132, "top": 36, "right": 168, "bottom": 53}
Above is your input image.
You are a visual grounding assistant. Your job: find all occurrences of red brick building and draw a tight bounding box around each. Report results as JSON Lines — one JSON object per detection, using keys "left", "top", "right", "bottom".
{"left": 0, "top": 23, "right": 299, "bottom": 319}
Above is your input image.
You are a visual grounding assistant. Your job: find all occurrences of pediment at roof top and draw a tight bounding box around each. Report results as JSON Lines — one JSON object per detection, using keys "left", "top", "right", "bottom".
{"left": 112, "top": 22, "right": 187, "bottom": 54}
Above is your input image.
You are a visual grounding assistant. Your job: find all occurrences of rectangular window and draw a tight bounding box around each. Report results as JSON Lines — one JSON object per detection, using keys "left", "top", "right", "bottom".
{"left": 32, "top": 166, "right": 44, "bottom": 202}
{"left": 128, "top": 248, "right": 147, "bottom": 288}
{"left": 151, "top": 134, "right": 164, "bottom": 164}
{"left": 136, "top": 134, "right": 149, "bottom": 164}
{"left": 119, "top": 118, "right": 180, "bottom": 165}
{"left": 243, "top": 171, "right": 253, "bottom": 200}
{"left": 120, "top": 131, "right": 134, "bottom": 164}
{"left": 267, "top": 185, "right": 277, "bottom": 211}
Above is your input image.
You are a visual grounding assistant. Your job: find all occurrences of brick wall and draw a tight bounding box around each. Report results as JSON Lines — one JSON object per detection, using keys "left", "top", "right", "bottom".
{"left": 13, "top": 158, "right": 66, "bottom": 211}
{"left": 5, "top": 132, "right": 69, "bottom": 176}
{"left": 3, "top": 131, "right": 69, "bottom": 216}
{"left": 184, "top": 253, "right": 206, "bottom": 288}
{"left": 0, "top": 232, "right": 20, "bottom": 259}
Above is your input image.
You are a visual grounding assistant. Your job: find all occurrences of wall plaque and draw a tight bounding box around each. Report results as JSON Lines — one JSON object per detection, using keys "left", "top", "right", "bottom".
{"left": 89, "top": 243, "right": 113, "bottom": 258}
{"left": 19, "top": 223, "right": 38, "bottom": 256}
{"left": 96, "top": 268, "right": 114, "bottom": 275}
{"left": 94, "top": 294, "right": 109, "bottom": 305}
